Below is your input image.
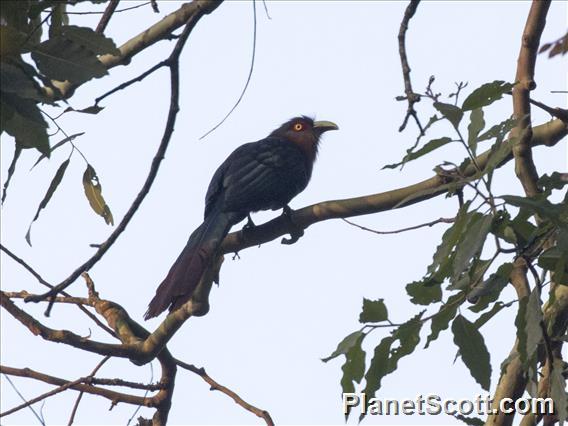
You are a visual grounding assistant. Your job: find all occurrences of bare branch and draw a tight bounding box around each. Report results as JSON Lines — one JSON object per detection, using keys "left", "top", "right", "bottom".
{"left": 511, "top": 0, "right": 552, "bottom": 197}
{"left": 95, "top": 0, "right": 120, "bottom": 34}
{"left": 0, "top": 365, "right": 152, "bottom": 415}
{"left": 176, "top": 359, "right": 274, "bottom": 426}
{"left": 397, "top": 0, "right": 423, "bottom": 135}
{"left": 44, "top": 0, "right": 223, "bottom": 101}
{"left": 218, "top": 119, "right": 567, "bottom": 256}
{"left": 343, "top": 216, "right": 454, "bottom": 235}
{"left": 0, "top": 244, "right": 116, "bottom": 337}
{"left": 67, "top": 356, "right": 111, "bottom": 425}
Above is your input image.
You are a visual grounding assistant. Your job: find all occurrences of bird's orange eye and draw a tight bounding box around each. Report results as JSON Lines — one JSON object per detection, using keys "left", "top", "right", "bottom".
{"left": 293, "top": 123, "right": 303, "bottom": 131}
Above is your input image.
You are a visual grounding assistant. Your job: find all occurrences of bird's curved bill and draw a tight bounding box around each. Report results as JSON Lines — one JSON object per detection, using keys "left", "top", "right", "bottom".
{"left": 313, "top": 120, "right": 339, "bottom": 133}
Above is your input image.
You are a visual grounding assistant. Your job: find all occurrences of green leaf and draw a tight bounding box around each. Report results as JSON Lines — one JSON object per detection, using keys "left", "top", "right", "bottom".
{"left": 467, "top": 108, "right": 485, "bottom": 155}
{"left": 515, "top": 287, "right": 543, "bottom": 366}
{"left": 406, "top": 280, "right": 442, "bottom": 305}
{"left": 502, "top": 195, "right": 565, "bottom": 225}
{"left": 359, "top": 298, "right": 388, "bottom": 323}
{"left": 0, "top": 61, "right": 44, "bottom": 100}
{"left": 322, "top": 330, "right": 364, "bottom": 362}
{"left": 538, "top": 172, "right": 568, "bottom": 196}
{"left": 452, "top": 314, "right": 491, "bottom": 390}
{"left": 426, "top": 203, "right": 471, "bottom": 281}
{"left": 472, "top": 302, "right": 507, "bottom": 328}
{"left": 82, "top": 164, "right": 114, "bottom": 225}
{"left": 31, "top": 36, "right": 108, "bottom": 84}
{"left": 60, "top": 25, "right": 119, "bottom": 55}
{"left": 25, "top": 159, "right": 70, "bottom": 246}
{"left": 468, "top": 263, "right": 513, "bottom": 312}
{"left": 462, "top": 81, "right": 515, "bottom": 111}
{"left": 434, "top": 102, "right": 463, "bottom": 128}
{"left": 477, "top": 117, "right": 516, "bottom": 142}
{"left": 551, "top": 358, "right": 568, "bottom": 424}
{"left": 361, "top": 312, "right": 424, "bottom": 419}
{"left": 452, "top": 213, "right": 493, "bottom": 282}
{"left": 382, "top": 137, "right": 453, "bottom": 169}
{"left": 340, "top": 332, "right": 366, "bottom": 418}
{"left": 424, "top": 292, "right": 464, "bottom": 348}
{"left": 2, "top": 95, "right": 50, "bottom": 156}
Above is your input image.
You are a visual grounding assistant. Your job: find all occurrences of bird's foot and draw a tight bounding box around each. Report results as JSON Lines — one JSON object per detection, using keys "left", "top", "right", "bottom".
{"left": 232, "top": 252, "right": 241, "bottom": 260}
{"left": 280, "top": 205, "right": 304, "bottom": 245}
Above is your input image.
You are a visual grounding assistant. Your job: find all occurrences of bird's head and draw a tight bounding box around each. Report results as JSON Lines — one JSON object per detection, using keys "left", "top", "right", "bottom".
{"left": 270, "top": 116, "right": 338, "bottom": 161}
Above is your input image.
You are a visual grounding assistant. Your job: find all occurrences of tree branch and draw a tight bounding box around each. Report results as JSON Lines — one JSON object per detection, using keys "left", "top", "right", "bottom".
{"left": 44, "top": 0, "right": 223, "bottom": 100}
{"left": 218, "top": 119, "right": 567, "bottom": 256}
{"left": 95, "top": 0, "right": 120, "bottom": 34}
{"left": 0, "top": 365, "right": 152, "bottom": 417}
{"left": 511, "top": 0, "right": 551, "bottom": 197}
{"left": 397, "top": 0, "right": 423, "bottom": 134}
{"left": 175, "top": 359, "right": 274, "bottom": 426}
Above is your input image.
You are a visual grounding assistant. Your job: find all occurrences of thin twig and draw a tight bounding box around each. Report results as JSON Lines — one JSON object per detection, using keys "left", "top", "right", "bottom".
{"left": 95, "top": 0, "right": 120, "bottom": 34}
{"left": 200, "top": 0, "right": 257, "bottom": 139}
{"left": 67, "top": 356, "right": 111, "bottom": 425}
{"left": 95, "top": 60, "right": 168, "bottom": 105}
{"left": 2, "top": 374, "right": 45, "bottom": 425}
{"left": 175, "top": 359, "right": 275, "bottom": 426}
{"left": 65, "top": 2, "right": 150, "bottom": 15}
{"left": 397, "top": 0, "right": 423, "bottom": 135}
{"left": 342, "top": 217, "right": 455, "bottom": 235}
{"left": 0, "top": 244, "right": 116, "bottom": 337}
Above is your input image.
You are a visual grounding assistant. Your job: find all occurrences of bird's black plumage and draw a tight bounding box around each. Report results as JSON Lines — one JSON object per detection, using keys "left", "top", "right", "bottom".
{"left": 145, "top": 116, "right": 338, "bottom": 319}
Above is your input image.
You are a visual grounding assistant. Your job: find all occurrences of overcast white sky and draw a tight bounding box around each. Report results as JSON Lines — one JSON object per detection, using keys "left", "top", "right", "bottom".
{"left": 1, "top": 1, "right": 567, "bottom": 425}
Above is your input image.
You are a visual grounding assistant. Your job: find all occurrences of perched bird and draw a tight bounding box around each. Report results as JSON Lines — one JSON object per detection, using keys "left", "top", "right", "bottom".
{"left": 145, "top": 116, "right": 338, "bottom": 319}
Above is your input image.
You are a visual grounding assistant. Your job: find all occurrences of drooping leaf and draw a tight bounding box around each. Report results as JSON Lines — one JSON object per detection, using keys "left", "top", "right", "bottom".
{"left": 2, "top": 95, "right": 50, "bottom": 156}
{"left": 1, "top": 143, "right": 22, "bottom": 204}
{"left": 515, "top": 287, "right": 543, "bottom": 366}
{"left": 467, "top": 108, "right": 485, "bottom": 155}
{"left": 462, "top": 81, "right": 515, "bottom": 111}
{"left": 60, "top": 25, "right": 119, "bottom": 55}
{"left": 82, "top": 164, "right": 114, "bottom": 225}
{"left": 340, "top": 332, "right": 366, "bottom": 419}
{"left": 539, "top": 32, "right": 568, "bottom": 58}
{"left": 31, "top": 132, "right": 84, "bottom": 169}
{"left": 477, "top": 117, "right": 516, "bottom": 142}
{"left": 382, "top": 137, "right": 453, "bottom": 169}
{"left": 434, "top": 102, "right": 463, "bottom": 128}
{"left": 452, "top": 314, "right": 491, "bottom": 390}
{"left": 361, "top": 312, "right": 424, "bottom": 419}
{"left": 359, "top": 298, "right": 388, "bottom": 323}
{"left": 0, "top": 61, "right": 44, "bottom": 100}
{"left": 322, "top": 330, "right": 364, "bottom": 362}
{"left": 502, "top": 195, "right": 565, "bottom": 225}
{"left": 31, "top": 36, "right": 108, "bottom": 84}
{"left": 467, "top": 262, "right": 514, "bottom": 311}
{"left": 472, "top": 302, "right": 507, "bottom": 329}
{"left": 426, "top": 203, "right": 471, "bottom": 281}
{"left": 25, "top": 159, "right": 70, "bottom": 246}
{"left": 424, "top": 292, "right": 464, "bottom": 348}
{"left": 406, "top": 280, "right": 442, "bottom": 305}
{"left": 452, "top": 213, "right": 493, "bottom": 282}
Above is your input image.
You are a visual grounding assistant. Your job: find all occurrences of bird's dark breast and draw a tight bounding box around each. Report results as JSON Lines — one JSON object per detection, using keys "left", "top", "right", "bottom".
{"left": 205, "top": 138, "right": 311, "bottom": 218}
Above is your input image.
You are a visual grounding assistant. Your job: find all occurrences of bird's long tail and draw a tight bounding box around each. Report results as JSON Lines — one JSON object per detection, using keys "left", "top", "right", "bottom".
{"left": 145, "top": 207, "right": 236, "bottom": 319}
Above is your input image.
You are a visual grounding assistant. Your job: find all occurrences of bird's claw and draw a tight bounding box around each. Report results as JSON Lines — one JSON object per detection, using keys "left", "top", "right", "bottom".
{"left": 280, "top": 205, "right": 304, "bottom": 245}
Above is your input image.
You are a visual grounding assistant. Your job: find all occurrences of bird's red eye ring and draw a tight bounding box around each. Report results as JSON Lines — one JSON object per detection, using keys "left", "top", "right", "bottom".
{"left": 293, "top": 123, "right": 303, "bottom": 131}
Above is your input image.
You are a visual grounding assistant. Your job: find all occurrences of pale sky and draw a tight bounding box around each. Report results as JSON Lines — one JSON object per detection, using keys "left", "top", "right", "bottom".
{"left": 1, "top": 1, "right": 567, "bottom": 425}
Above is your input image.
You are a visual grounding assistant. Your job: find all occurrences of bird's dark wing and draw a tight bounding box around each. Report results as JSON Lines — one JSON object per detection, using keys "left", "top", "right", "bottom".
{"left": 205, "top": 137, "right": 310, "bottom": 216}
